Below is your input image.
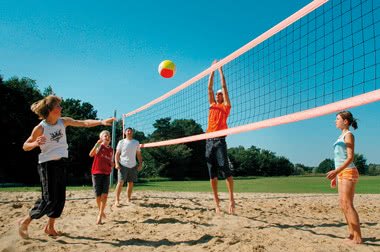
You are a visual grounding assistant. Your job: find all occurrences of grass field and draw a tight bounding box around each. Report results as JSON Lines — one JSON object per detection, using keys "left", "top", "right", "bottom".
{"left": 133, "top": 176, "right": 380, "bottom": 194}
{"left": 1, "top": 176, "right": 379, "bottom": 193}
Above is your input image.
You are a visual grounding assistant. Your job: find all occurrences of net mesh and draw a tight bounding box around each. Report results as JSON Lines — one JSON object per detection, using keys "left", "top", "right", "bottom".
{"left": 123, "top": 0, "right": 380, "bottom": 145}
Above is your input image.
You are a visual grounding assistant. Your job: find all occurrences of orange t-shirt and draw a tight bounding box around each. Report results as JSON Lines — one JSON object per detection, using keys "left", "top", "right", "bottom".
{"left": 206, "top": 103, "right": 231, "bottom": 133}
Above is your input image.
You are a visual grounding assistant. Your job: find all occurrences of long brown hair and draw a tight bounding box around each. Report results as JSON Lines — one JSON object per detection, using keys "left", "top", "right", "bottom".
{"left": 337, "top": 111, "right": 358, "bottom": 130}
{"left": 30, "top": 95, "right": 62, "bottom": 119}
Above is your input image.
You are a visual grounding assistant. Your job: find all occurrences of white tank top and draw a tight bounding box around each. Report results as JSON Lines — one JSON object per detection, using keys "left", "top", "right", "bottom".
{"left": 38, "top": 118, "right": 68, "bottom": 163}
{"left": 333, "top": 131, "right": 355, "bottom": 169}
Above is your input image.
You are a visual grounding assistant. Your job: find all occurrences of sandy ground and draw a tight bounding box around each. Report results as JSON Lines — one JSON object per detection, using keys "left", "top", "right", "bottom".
{"left": 0, "top": 190, "right": 379, "bottom": 252}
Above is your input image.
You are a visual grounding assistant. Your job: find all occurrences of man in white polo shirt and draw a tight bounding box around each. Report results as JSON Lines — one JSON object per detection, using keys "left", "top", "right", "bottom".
{"left": 114, "top": 127, "right": 142, "bottom": 206}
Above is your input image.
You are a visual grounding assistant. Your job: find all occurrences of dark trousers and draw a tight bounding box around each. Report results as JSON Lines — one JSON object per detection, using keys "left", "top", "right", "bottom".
{"left": 205, "top": 138, "right": 232, "bottom": 179}
{"left": 30, "top": 159, "right": 66, "bottom": 219}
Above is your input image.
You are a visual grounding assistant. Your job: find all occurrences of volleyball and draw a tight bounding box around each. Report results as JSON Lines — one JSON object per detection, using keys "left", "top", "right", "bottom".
{"left": 158, "top": 60, "right": 176, "bottom": 78}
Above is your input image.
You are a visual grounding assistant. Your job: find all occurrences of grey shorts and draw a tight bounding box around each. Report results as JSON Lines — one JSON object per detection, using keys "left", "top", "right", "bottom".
{"left": 92, "top": 174, "right": 110, "bottom": 197}
{"left": 205, "top": 137, "right": 233, "bottom": 179}
{"left": 118, "top": 164, "right": 138, "bottom": 183}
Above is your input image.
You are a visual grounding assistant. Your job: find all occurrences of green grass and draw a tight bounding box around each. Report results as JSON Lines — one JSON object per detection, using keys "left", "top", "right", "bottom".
{"left": 133, "top": 176, "right": 380, "bottom": 194}
{"left": 1, "top": 176, "right": 379, "bottom": 193}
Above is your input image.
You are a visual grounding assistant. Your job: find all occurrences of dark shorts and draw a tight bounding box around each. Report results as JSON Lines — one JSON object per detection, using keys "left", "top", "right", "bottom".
{"left": 118, "top": 164, "right": 138, "bottom": 183}
{"left": 205, "top": 138, "right": 233, "bottom": 179}
{"left": 92, "top": 174, "right": 110, "bottom": 196}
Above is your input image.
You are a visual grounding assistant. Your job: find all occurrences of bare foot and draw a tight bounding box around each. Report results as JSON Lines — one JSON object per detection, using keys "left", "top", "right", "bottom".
{"left": 344, "top": 235, "right": 363, "bottom": 245}
{"left": 215, "top": 205, "right": 221, "bottom": 214}
{"left": 101, "top": 212, "right": 106, "bottom": 219}
{"left": 18, "top": 219, "right": 29, "bottom": 239}
{"left": 229, "top": 200, "right": 236, "bottom": 215}
{"left": 351, "top": 237, "right": 363, "bottom": 244}
{"left": 96, "top": 214, "right": 102, "bottom": 225}
{"left": 344, "top": 234, "right": 354, "bottom": 240}
{"left": 44, "top": 225, "right": 62, "bottom": 237}
{"left": 114, "top": 201, "right": 121, "bottom": 207}
{"left": 214, "top": 199, "right": 221, "bottom": 214}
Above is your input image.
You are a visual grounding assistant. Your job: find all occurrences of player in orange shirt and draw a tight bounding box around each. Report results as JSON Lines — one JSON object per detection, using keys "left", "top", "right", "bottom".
{"left": 205, "top": 60, "right": 235, "bottom": 215}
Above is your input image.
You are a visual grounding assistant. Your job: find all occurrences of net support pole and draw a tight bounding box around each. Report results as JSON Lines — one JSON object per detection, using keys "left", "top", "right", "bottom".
{"left": 110, "top": 109, "right": 117, "bottom": 186}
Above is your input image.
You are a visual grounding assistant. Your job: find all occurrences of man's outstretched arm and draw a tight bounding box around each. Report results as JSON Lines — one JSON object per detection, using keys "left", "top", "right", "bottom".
{"left": 219, "top": 66, "right": 231, "bottom": 106}
{"left": 208, "top": 60, "right": 218, "bottom": 105}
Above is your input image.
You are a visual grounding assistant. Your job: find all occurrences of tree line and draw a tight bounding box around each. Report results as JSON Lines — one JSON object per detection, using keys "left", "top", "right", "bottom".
{"left": 1, "top": 75, "right": 378, "bottom": 185}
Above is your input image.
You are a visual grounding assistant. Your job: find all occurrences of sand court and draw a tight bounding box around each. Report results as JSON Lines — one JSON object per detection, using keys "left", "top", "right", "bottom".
{"left": 0, "top": 191, "right": 379, "bottom": 251}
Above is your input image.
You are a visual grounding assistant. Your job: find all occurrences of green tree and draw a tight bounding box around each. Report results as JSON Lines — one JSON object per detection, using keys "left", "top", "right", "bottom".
{"left": 259, "top": 149, "right": 277, "bottom": 176}
{"left": 274, "top": 156, "right": 294, "bottom": 176}
{"left": 228, "top": 146, "right": 261, "bottom": 176}
{"left": 150, "top": 117, "right": 172, "bottom": 141}
{"left": 228, "top": 146, "right": 248, "bottom": 176}
{"left": 1, "top": 77, "right": 43, "bottom": 183}
{"left": 142, "top": 117, "right": 207, "bottom": 180}
{"left": 148, "top": 145, "right": 192, "bottom": 180}
{"left": 354, "top": 153, "right": 368, "bottom": 174}
{"left": 293, "top": 163, "right": 314, "bottom": 175}
{"left": 61, "top": 98, "right": 103, "bottom": 185}
{"left": 171, "top": 119, "right": 207, "bottom": 179}
{"left": 293, "top": 163, "right": 306, "bottom": 175}
{"left": 4, "top": 77, "right": 42, "bottom": 104}
{"left": 367, "top": 164, "right": 380, "bottom": 176}
{"left": 316, "top": 158, "right": 334, "bottom": 173}
{"left": 228, "top": 145, "right": 294, "bottom": 176}
{"left": 42, "top": 85, "right": 55, "bottom": 96}
{"left": 133, "top": 129, "right": 147, "bottom": 143}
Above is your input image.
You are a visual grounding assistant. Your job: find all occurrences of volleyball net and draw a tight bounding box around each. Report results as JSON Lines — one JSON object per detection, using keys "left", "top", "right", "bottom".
{"left": 122, "top": 0, "right": 380, "bottom": 148}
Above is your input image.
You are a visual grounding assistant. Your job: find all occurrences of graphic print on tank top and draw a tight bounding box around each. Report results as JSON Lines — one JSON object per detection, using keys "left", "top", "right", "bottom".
{"left": 50, "top": 129, "right": 63, "bottom": 143}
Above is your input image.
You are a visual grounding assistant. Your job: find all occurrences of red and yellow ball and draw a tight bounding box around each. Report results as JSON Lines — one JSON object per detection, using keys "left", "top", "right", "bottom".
{"left": 158, "top": 60, "right": 176, "bottom": 78}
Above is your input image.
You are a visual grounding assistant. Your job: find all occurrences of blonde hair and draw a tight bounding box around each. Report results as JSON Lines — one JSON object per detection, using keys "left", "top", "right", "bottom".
{"left": 99, "top": 130, "right": 110, "bottom": 138}
{"left": 30, "top": 95, "right": 62, "bottom": 119}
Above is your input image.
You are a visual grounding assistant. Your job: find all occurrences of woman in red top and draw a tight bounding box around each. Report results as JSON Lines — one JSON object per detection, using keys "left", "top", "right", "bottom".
{"left": 89, "top": 130, "right": 114, "bottom": 224}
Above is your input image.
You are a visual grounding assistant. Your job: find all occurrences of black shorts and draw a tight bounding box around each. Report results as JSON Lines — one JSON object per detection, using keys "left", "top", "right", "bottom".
{"left": 92, "top": 174, "right": 110, "bottom": 196}
{"left": 205, "top": 138, "right": 232, "bottom": 179}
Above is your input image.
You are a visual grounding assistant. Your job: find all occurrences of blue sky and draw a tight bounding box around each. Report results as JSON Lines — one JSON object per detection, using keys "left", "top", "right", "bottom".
{"left": 1, "top": 0, "right": 379, "bottom": 166}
